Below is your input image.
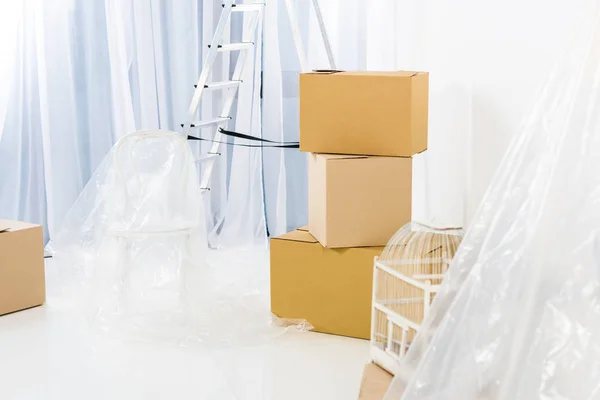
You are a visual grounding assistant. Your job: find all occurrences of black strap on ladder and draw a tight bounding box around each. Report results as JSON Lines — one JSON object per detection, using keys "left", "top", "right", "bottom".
{"left": 218, "top": 128, "right": 298, "bottom": 145}
{"left": 187, "top": 128, "right": 300, "bottom": 149}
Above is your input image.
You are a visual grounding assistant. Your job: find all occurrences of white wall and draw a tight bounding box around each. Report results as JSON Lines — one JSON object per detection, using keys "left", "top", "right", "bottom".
{"left": 413, "top": 0, "right": 587, "bottom": 226}
{"left": 314, "top": 0, "right": 589, "bottom": 227}
{"left": 443, "top": 1, "right": 589, "bottom": 224}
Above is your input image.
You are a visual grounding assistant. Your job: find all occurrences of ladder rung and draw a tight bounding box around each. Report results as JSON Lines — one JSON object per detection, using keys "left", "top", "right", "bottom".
{"left": 229, "top": 3, "right": 265, "bottom": 12}
{"left": 195, "top": 152, "right": 221, "bottom": 163}
{"left": 188, "top": 117, "right": 231, "bottom": 128}
{"left": 197, "top": 80, "right": 242, "bottom": 90}
{"left": 209, "top": 42, "right": 254, "bottom": 52}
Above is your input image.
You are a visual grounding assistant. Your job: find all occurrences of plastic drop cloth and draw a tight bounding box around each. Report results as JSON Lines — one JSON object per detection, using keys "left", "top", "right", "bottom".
{"left": 385, "top": 3, "right": 600, "bottom": 399}
{"left": 48, "top": 130, "right": 310, "bottom": 346}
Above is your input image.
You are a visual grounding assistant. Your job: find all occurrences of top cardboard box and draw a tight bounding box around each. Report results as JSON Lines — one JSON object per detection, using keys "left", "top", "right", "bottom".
{"left": 300, "top": 70, "right": 429, "bottom": 157}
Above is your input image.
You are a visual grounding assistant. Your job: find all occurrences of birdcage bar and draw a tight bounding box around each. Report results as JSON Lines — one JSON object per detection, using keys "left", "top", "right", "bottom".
{"left": 386, "top": 318, "right": 394, "bottom": 352}
{"left": 371, "top": 256, "right": 441, "bottom": 375}
{"left": 379, "top": 297, "right": 424, "bottom": 306}
{"left": 370, "top": 315, "right": 410, "bottom": 375}
{"left": 374, "top": 259, "right": 442, "bottom": 292}
{"left": 399, "top": 326, "right": 408, "bottom": 357}
{"left": 374, "top": 302, "right": 422, "bottom": 332}
{"left": 423, "top": 283, "right": 432, "bottom": 316}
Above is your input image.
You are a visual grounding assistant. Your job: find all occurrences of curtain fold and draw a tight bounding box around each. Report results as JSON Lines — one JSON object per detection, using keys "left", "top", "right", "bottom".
{"left": 262, "top": 0, "right": 313, "bottom": 238}
{"left": 216, "top": 6, "right": 267, "bottom": 247}
{"left": 0, "top": 3, "right": 21, "bottom": 143}
{"left": 262, "top": 0, "right": 289, "bottom": 237}
{"left": 0, "top": 0, "right": 273, "bottom": 246}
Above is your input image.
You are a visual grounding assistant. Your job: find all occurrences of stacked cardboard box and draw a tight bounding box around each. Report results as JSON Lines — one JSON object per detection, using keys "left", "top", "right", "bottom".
{"left": 271, "top": 70, "right": 429, "bottom": 340}
{"left": 0, "top": 220, "right": 46, "bottom": 316}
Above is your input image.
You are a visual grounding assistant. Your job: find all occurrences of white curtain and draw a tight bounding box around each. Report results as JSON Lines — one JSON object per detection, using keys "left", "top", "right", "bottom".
{"left": 0, "top": 0, "right": 272, "bottom": 247}
{"left": 202, "top": 0, "right": 268, "bottom": 247}
{"left": 2, "top": 0, "right": 589, "bottom": 247}
{"left": 263, "top": 0, "right": 590, "bottom": 231}
{"left": 0, "top": 3, "right": 20, "bottom": 141}
{"left": 261, "top": 0, "right": 310, "bottom": 237}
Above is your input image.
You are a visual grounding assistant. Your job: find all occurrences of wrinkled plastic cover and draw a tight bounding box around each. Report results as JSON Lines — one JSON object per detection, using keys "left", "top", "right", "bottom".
{"left": 47, "top": 130, "right": 310, "bottom": 346}
{"left": 385, "top": 5, "right": 600, "bottom": 400}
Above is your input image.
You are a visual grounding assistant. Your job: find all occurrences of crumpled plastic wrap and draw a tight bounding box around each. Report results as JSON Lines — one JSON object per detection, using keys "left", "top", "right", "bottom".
{"left": 385, "top": 3, "right": 600, "bottom": 399}
{"left": 47, "top": 130, "right": 310, "bottom": 346}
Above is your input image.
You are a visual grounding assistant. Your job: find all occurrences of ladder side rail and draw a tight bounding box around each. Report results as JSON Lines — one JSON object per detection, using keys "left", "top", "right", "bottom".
{"left": 199, "top": 8, "right": 263, "bottom": 190}
{"left": 184, "top": 1, "right": 235, "bottom": 138}
{"left": 311, "top": 0, "right": 336, "bottom": 69}
{"left": 283, "top": 0, "right": 309, "bottom": 73}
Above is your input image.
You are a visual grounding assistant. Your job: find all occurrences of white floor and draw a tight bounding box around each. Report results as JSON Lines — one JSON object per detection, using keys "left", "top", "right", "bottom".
{"left": 0, "top": 249, "right": 370, "bottom": 400}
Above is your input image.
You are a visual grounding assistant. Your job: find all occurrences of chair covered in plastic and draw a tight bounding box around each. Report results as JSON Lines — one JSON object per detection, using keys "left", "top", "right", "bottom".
{"left": 49, "top": 130, "right": 207, "bottom": 337}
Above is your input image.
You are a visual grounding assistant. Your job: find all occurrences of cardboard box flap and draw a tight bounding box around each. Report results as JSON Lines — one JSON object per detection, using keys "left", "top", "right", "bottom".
{"left": 310, "top": 69, "right": 344, "bottom": 74}
{"left": 340, "top": 71, "right": 421, "bottom": 77}
{"left": 316, "top": 154, "right": 413, "bottom": 162}
{"left": 273, "top": 229, "right": 318, "bottom": 244}
{"left": 0, "top": 220, "right": 40, "bottom": 233}
{"left": 298, "top": 226, "right": 309, "bottom": 232}
{"left": 318, "top": 154, "right": 369, "bottom": 161}
{"left": 305, "top": 70, "right": 423, "bottom": 78}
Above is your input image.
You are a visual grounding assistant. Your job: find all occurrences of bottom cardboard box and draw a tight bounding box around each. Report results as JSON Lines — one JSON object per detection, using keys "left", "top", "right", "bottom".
{"left": 270, "top": 227, "right": 383, "bottom": 339}
{"left": 358, "top": 363, "right": 393, "bottom": 400}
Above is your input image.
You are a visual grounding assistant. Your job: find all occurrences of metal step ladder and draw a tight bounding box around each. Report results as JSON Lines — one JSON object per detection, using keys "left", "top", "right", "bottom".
{"left": 183, "top": 0, "right": 336, "bottom": 192}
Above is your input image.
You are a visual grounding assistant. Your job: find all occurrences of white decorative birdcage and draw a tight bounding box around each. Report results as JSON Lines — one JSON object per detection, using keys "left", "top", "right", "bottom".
{"left": 370, "top": 222, "right": 463, "bottom": 375}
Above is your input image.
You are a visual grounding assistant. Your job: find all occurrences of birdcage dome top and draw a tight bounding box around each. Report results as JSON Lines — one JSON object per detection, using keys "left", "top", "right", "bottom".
{"left": 379, "top": 222, "right": 463, "bottom": 271}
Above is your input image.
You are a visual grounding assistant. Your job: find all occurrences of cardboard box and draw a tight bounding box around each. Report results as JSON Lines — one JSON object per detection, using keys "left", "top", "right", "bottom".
{"left": 270, "top": 227, "right": 383, "bottom": 339}
{"left": 300, "top": 70, "right": 429, "bottom": 157}
{"left": 0, "top": 220, "right": 46, "bottom": 316}
{"left": 358, "top": 363, "right": 394, "bottom": 400}
{"left": 308, "top": 153, "right": 412, "bottom": 248}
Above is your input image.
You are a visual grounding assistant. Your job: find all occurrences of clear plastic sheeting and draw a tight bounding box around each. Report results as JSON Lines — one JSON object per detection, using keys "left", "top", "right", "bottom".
{"left": 47, "top": 130, "right": 310, "bottom": 346}
{"left": 385, "top": 3, "right": 600, "bottom": 399}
